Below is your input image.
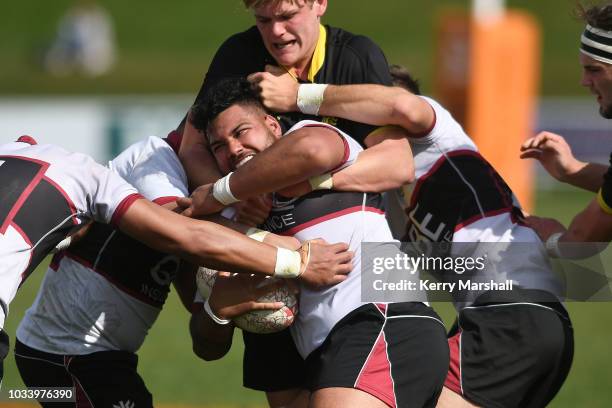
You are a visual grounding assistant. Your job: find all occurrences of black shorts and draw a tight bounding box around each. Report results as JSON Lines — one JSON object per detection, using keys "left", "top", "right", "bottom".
{"left": 445, "top": 289, "right": 574, "bottom": 408}
{"left": 244, "top": 302, "right": 449, "bottom": 408}
{"left": 0, "top": 328, "right": 9, "bottom": 384}
{"left": 14, "top": 339, "right": 153, "bottom": 408}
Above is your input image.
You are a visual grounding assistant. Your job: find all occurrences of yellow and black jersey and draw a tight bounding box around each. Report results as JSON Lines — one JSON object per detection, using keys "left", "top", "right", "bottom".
{"left": 193, "top": 25, "right": 392, "bottom": 146}
{"left": 597, "top": 153, "right": 612, "bottom": 214}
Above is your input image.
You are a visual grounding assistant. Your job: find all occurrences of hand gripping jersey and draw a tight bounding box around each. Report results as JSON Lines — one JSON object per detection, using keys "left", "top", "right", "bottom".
{"left": 194, "top": 25, "right": 392, "bottom": 146}
{"left": 0, "top": 138, "right": 141, "bottom": 329}
{"left": 402, "top": 98, "right": 563, "bottom": 308}
{"left": 262, "top": 121, "right": 422, "bottom": 358}
{"left": 17, "top": 137, "right": 189, "bottom": 354}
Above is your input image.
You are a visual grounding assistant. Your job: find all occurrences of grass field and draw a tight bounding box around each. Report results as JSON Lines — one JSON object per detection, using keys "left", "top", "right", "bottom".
{"left": 1, "top": 188, "right": 612, "bottom": 407}
{"left": 0, "top": 0, "right": 590, "bottom": 97}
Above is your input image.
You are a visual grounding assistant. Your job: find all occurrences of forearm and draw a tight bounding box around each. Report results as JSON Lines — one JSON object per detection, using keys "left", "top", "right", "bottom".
{"left": 229, "top": 128, "right": 345, "bottom": 199}
{"left": 189, "top": 310, "right": 234, "bottom": 361}
{"left": 319, "top": 85, "right": 434, "bottom": 134}
{"left": 561, "top": 162, "right": 608, "bottom": 193}
{"left": 120, "top": 200, "right": 279, "bottom": 276}
{"left": 562, "top": 199, "right": 612, "bottom": 242}
{"left": 332, "top": 128, "right": 415, "bottom": 192}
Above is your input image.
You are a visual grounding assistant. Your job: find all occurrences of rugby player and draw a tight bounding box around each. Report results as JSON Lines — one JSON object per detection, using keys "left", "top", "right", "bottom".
{"left": 12, "top": 135, "right": 298, "bottom": 407}
{"left": 251, "top": 65, "right": 574, "bottom": 407}
{"left": 0, "top": 136, "right": 352, "bottom": 384}
{"left": 177, "top": 0, "right": 411, "bottom": 236}
{"left": 521, "top": 2, "right": 612, "bottom": 246}
{"left": 187, "top": 78, "right": 449, "bottom": 408}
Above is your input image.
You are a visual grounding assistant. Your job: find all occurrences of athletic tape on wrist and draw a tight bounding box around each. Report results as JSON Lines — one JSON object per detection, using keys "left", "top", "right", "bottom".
{"left": 545, "top": 232, "right": 564, "bottom": 258}
{"left": 246, "top": 227, "right": 270, "bottom": 242}
{"left": 213, "top": 172, "right": 240, "bottom": 206}
{"left": 308, "top": 173, "right": 333, "bottom": 191}
{"left": 274, "top": 247, "right": 302, "bottom": 278}
{"left": 297, "top": 84, "right": 328, "bottom": 116}
{"left": 53, "top": 236, "right": 72, "bottom": 253}
{"left": 204, "top": 299, "right": 232, "bottom": 325}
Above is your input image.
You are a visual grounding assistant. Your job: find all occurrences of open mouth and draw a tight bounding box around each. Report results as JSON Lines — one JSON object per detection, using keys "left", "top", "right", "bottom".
{"left": 274, "top": 40, "right": 297, "bottom": 50}
{"left": 234, "top": 154, "right": 255, "bottom": 169}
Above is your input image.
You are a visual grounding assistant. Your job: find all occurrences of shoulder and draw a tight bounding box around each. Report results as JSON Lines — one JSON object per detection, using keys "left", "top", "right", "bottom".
{"left": 327, "top": 26, "right": 385, "bottom": 59}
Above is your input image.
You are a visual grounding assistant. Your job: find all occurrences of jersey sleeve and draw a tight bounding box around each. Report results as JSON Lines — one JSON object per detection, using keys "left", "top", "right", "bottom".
{"left": 332, "top": 35, "right": 393, "bottom": 145}
{"left": 110, "top": 137, "right": 189, "bottom": 204}
{"left": 86, "top": 160, "right": 143, "bottom": 226}
{"left": 597, "top": 155, "right": 612, "bottom": 214}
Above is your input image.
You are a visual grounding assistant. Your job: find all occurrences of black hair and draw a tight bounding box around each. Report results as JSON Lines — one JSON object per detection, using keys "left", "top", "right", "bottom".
{"left": 576, "top": 1, "right": 612, "bottom": 30}
{"left": 189, "top": 78, "right": 266, "bottom": 133}
{"left": 389, "top": 64, "right": 421, "bottom": 95}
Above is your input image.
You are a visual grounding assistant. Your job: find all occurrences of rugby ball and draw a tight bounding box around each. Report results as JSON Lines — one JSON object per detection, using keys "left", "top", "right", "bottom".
{"left": 234, "top": 278, "right": 299, "bottom": 334}
{"left": 195, "top": 267, "right": 298, "bottom": 334}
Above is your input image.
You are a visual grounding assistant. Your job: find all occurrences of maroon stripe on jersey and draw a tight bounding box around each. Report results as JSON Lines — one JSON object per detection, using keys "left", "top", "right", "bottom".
{"left": 49, "top": 251, "right": 66, "bottom": 271}
{"left": 280, "top": 205, "right": 385, "bottom": 236}
{"left": 409, "top": 103, "right": 437, "bottom": 139}
{"left": 43, "top": 176, "right": 78, "bottom": 225}
{"left": 16, "top": 135, "right": 38, "bottom": 145}
{"left": 300, "top": 123, "right": 350, "bottom": 171}
{"left": 0, "top": 156, "right": 49, "bottom": 234}
{"left": 153, "top": 196, "right": 180, "bottom": 206}
{"left": 445, "top": 331, "right": 462, "bottom": 396}
{"left": 409, "top": 149, "right": 482, "bottom": 208}
{"left": 454, "top": 207, "right": 513, "bottom": 232}
{"left": 63, "top": 251, "right": 162, "bottom": 308}
{"left": 110, "top": 193, "right": 144, "bottom": 226}
{"left": 354, "top": 329, "right": 396, "bottom": 407}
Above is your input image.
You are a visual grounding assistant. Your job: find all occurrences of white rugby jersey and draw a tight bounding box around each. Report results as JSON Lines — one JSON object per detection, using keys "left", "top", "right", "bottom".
{"left": 265, "top": 121, "right": 401, "bottom": 358}
{"left": 0, "top": 137, "right": 141, "bottom": 330}
{"left": 17, "top": 136, "right": 189, "bottom": 354}
{"left": 402, "top": 97, "right": 563, "bottom": 308}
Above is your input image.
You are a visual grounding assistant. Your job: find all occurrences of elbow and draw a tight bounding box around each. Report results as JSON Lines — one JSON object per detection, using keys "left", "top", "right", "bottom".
{"left": 294, "top": 131, "right": 340, "bottom": 175}
{"left": 392, "top": 94, "right": 433, "bottom": 135}
{"left": 192, "top": 342, "right": 230, "bottom": 361}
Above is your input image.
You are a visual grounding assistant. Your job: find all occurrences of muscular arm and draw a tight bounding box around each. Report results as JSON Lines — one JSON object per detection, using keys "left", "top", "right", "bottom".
{"left": 331, "top": 126, "right": 414, "bottom": 192}
{"left": 228, "top": 126, "right": 347, "bottom": 199}
{"left": 319, "top": 85, "right": 435, "bottom": 135}
{"left": 119, "top": 199, "right": 278, "bottom": 275}
{"left": 190, "top": 308, "right": 235, "bottom": 361}
{"left": 562, "top": 199, "right": 612, "bottom": 242}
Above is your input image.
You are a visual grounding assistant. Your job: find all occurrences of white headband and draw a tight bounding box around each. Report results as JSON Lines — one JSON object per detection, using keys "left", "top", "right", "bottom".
{"left": 581, "top": 24, "right": 612, "bottom": 65}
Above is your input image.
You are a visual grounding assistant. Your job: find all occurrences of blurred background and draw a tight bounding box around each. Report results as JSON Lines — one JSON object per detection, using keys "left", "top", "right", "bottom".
{"left": 1, "top": 0, "right": 611, "bottom": 407}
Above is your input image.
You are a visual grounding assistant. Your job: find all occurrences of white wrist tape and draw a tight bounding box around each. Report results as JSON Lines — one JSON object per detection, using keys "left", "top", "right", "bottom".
{"left": 213, "top": 172, "right": 240, "bottom": 206}
{"left": 204, "top": 299, "right": 231, "bottom": 325}
{"left": 545, "top": 232, "right": 564, "bottom": 258}
{"left": 274, "top": 247, "right": 303, "bottom": 278}
{"left": 53, "top": 236, "right": 72, "bottom": 253}
{"left": 246, "top": 227, "right": 270, "bottom": 242}
{"left": 308, "top": 173, "right": 333, "bottom": 191}
{"left": 297, "top": 84, "right": 328, "bottom": 115}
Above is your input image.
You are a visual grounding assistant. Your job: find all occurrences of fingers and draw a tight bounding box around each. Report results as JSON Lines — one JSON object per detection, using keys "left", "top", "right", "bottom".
{"left": 335, "top": 250, "right": 354, "bottom": 265}
{"left": 246, "top": 301, "right": 286, "bottom": 311}
{"left": 176, "top": 196, "right": 192, "bottom": 209}
{"left": 519, "top": 148, "right": 543, "bottom": 160}
{"left": 329, "top": 242, "right": 350, "bottom": 253}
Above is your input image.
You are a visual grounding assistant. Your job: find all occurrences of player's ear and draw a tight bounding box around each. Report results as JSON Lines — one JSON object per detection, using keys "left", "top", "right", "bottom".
{"left": 263, "top": 114, "right": 282, "bottom": 140}
{"left": 314, "top": 0, "right": 327, "bottom": 17}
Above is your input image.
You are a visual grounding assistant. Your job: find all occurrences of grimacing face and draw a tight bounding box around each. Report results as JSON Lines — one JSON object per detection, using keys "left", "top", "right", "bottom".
{"left": 207, "top": 104, "right": 282, "bottom": 175}
{"left": 580, "top": 53, "right": 612, "bottom": 118}
{"left": 253, "top": 0, "right": 327, "bottom": 75}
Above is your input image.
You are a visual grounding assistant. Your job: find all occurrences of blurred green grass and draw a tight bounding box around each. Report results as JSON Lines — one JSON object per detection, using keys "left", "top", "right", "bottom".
{"left": 2, "top": 188, "right": 612, "bottom": 406}
{"left": 0, "top": 0, "right": 587, "bottom": 96}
